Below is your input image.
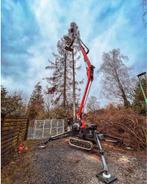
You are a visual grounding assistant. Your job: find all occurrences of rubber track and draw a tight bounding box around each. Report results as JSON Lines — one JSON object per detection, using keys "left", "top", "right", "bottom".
{"left": 69, "top": 137, "right": 93, "bottom": 151}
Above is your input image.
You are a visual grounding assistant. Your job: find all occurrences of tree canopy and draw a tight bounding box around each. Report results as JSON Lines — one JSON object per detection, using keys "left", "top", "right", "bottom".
{"left": 98, "top": 49, "right": 133, "bottom": 107}
{"left": 27, "top": 82, "right": 45, "bottom": 120}
{"left": 1, "top": 86, "right": 26, "bottom": 118}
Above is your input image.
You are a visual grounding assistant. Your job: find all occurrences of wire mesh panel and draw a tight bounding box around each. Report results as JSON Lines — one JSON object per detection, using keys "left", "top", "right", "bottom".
{"left": 28, "top": 119, "right": 65, "bottom": 139}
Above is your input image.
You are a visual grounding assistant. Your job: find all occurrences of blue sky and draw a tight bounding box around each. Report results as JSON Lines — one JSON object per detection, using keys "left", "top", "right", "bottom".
{"left": 1, "top": 0, "right": 147, "bottom": 105}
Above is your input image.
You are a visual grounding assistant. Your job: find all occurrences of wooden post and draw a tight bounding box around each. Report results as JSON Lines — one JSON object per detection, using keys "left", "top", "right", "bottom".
{"left": 24, "top": 119, "right": 29, "bottom": 140}
{"left": 33, "top": 120, "right": 37, "bottom": 139}
{"left": 50, "top": 119, "right": 52, "bottom": 136}
{"left": 63, "top": 119, "right": 65, "bottom": 133}
{"left": 42, "top": 120, "right": 45, "bottom": 138}
{"left": 57, "top": 121, "right": 59, "bottom": 135}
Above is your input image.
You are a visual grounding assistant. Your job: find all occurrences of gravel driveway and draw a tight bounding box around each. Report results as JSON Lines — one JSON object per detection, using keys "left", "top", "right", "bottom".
{"left": 2, "top": 138, "right": 146, "bottom": 184}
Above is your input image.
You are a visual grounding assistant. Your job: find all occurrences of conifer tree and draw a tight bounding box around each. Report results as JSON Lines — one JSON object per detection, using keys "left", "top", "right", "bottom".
{"left": 132, "top": 78, "right": 146, "bottom": 114}
{"left": 1, "top": 86, "right": 26, "bottom": 119}
{"left": 45, "top": 22, "right": 83, "bottom": 111}
{"left": 27, "top": 82, "right": 45, "bottom": 119}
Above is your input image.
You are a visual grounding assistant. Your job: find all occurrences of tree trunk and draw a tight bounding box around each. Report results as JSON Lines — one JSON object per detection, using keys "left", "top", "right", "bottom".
{"left": 120, "top": 86, "right": 130, "bottom": 107}
{"left": 72, "top": 50, "right": 76, "bottom": 120}
{"left": 63, "top": 53, "right": 67, "bottom": 108}
{"left": 112, "top": 51, "right": 130, "bottom": 108}
{"left": 116, "top": 72, "right": 130, "bottom": 107}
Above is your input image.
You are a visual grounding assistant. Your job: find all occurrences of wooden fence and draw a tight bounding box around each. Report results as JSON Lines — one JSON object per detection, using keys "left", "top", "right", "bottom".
{"left": 1, "top": 117, "right": 29, "bottom": 167}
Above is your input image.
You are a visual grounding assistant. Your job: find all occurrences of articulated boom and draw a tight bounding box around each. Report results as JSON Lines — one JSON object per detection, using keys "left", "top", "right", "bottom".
{"left": 77, "top": 42, "right": 95, "bottom": 121}
{"left": 64, "top": 35, "right": 95, "bottom": 122}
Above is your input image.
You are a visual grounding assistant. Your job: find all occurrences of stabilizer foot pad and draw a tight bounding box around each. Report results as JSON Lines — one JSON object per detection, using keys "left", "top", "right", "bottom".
{"left": 96, "top": 171, "right": 117, "bottom": 184}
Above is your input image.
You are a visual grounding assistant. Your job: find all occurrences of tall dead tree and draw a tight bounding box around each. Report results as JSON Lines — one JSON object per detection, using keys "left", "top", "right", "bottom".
{"left": 46, "top": 34, "right": 82, "bottom": 110}
{"left": 66, "top": 22, "right": 81, "bottom": 119}
{"left": 98, "top": 49, "right": 133, "bottom": 107}
{"left": 57, "top": 37, "right": 68, "bottom": 107}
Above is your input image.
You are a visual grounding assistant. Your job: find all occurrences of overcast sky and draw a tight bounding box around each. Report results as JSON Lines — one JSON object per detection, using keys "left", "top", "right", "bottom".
{"left": 1, "top": 0, "right": 147, "bottom": 105}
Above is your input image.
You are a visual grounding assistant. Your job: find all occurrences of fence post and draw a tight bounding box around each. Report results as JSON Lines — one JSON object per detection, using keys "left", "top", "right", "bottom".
{"left": 50, "top": 119, "right": 52, "bottom": 136}
{"left": 57, "top": 121, "right": 59, "bottom": 135}
{"left": 24, "top": 119, "right": 29, "bottom": 140}
{"left": 63, "top": 119, "right": 65, "bottom": 133}
{"left": 33, "top": 120, "right": 37, "bottom": 139}
{"left": 42, "top": 120, "right": 45, "bottom": 138}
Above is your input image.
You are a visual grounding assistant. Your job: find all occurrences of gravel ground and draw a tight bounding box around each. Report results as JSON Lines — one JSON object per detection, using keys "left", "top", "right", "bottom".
{"left": 2, "top": 139, "right": 147, "bottom": 184}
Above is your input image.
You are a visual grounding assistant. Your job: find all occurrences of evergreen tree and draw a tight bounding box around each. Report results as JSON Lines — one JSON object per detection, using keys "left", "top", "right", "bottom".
{"left": 46, "top": 47, "right": 68, "bottom": 107}
{"left": 87, "top": 96, "right": 99, "bottom": 112}
{"left": 45, "top": 22, "right": 83, "bottom": 111}
{"left": 1, "top": 86, "right": 26, "bottom": 119}
{"left": 27, "top": 82, "right": 45, "bottom": 119}
{"left": 132, "top": 78, "right": 147, "bottom": 114}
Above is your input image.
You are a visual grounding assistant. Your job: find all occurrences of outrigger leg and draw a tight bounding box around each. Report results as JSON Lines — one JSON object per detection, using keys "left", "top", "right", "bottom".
{"left": 38, "top": 131, "right": 72, "bottom": 149}
{"left": 95, "top": 132, "right": 117, "bottom": 184}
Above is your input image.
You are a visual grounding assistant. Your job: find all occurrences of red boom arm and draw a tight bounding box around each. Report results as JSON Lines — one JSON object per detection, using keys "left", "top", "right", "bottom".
{"left": 76, "top": 41, "right": 95, "bottom": 120}
{"left": 64, "top": 36, "right": 94, "bottom": 124}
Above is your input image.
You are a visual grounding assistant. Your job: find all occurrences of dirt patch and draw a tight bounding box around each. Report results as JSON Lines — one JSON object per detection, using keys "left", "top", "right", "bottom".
{"left": 1, "top": 139, "right": 147, "bottom": 184}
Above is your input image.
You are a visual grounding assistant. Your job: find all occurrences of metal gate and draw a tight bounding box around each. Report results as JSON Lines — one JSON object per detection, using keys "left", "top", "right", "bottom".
{"left": 28, "top": 119, "right": 65, "bottom": 139}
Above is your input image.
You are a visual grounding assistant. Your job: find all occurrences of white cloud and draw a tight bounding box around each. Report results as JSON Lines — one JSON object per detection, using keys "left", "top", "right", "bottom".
{"left": 26, "top": 0, "right": 147, "bottom": 104}
{"left": 2, "top": 0, "right": 146, "bottom": 106}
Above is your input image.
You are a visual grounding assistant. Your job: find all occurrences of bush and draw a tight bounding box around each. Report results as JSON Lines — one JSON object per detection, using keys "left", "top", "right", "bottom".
{"left": 87, "top": 106, "right": 146, "bottom": 150}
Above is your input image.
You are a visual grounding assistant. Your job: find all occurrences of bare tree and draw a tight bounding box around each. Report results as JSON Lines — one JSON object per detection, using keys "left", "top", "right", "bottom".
{"left": 87, "top": 96, "right": 99, "bottom": 112}
{"left": 43, "top": 90, "right": 54, "bottom": 117}
{"left": 65, "top": 22, "right": 81, "bottom": 118}
{"left": 98, "top": 49, "right": 133, "bottom": 107}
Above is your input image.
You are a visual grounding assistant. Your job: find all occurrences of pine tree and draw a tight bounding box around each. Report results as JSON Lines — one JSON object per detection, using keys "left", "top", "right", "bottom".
{"left": 45, "top": 22, "right": 83, "bottom": 112}
{"left": 132, "top": 78, "right": 147, "bottom": 114}
{"left": 45, "top": 46, "right": 68, "bottom": 107}
{"left": 87, "top": 96, "right": 99, "bottom": 112}
{"left": 27, "top": 82, "right": 45, "bottom": 120}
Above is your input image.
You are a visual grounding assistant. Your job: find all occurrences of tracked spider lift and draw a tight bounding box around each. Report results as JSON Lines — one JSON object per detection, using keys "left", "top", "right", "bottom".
{"left": 40, "top": 26, "right": 120, "bottom": 183}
